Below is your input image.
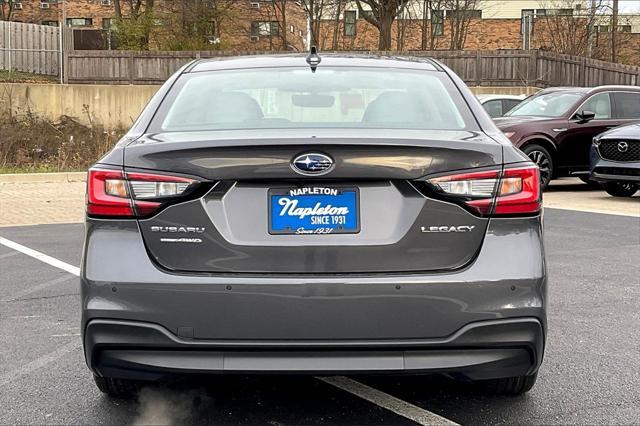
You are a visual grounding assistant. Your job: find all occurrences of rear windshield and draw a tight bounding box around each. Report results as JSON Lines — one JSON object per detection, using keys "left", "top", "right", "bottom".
{"left": 151, "top": 67, "right": 475, "bottom": 132}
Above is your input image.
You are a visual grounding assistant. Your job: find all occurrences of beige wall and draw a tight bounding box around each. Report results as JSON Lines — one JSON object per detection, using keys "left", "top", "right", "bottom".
{"left": 480, "top": 1, "right": 545, "bottom": 19}
{"left": 0, "top": 83, "right": 160, "bottom": 129}
{"left": 327, "top": 1, "right": 569, "bottom": 20}
{"left": 0, "top": 83, "right": 539, "bottom": 129}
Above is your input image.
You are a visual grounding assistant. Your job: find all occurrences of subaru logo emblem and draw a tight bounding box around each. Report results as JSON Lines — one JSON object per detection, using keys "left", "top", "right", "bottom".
{"left": 617, "top": 141, "right": 629, "bottom": 153}
{"left": 292, "top": 153, "right": 334, "bottom": 176}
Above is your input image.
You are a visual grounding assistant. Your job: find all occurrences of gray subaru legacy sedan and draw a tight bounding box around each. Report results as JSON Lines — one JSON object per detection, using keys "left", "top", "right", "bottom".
{"left": 81, "top": 54, "right": 546, "bottom": 397}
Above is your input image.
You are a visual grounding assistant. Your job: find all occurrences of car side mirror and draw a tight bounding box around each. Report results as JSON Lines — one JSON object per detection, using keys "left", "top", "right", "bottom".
{"left": 576, "top": 110, "right": 596, "bottom": 123}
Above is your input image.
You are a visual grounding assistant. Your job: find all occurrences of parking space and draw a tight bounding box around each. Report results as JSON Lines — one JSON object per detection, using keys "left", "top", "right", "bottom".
{"left": 0, "top": 177, "right": 86, "bottom": 228}
{"left": 545, "top": 178, "right": 639, "bottom": 217}
{"left": 1, "top": 199, "right": 638, "bottom": 424}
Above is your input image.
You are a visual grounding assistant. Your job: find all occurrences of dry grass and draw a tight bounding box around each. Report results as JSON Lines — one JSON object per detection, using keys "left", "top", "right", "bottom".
{"left": 0, "top": 70, "right": 57, "bottom": 84}
{"left": 0, "top": 110, "right": 125, "bottom": 173}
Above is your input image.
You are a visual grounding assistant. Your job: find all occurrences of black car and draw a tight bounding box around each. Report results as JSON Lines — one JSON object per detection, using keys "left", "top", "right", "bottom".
{"left": 590, "top": 122, "right": 640, "bottom": 197}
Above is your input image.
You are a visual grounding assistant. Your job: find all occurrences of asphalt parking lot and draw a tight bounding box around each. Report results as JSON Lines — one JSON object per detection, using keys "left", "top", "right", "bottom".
{"left": 0, "top": 187, "right": 639, "bottom": 425}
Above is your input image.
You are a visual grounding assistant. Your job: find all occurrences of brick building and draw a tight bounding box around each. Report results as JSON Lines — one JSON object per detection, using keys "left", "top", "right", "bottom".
{"left": 3, "top": 0, "right": 309, "bottom": 51}
{"left": 4, "top": 0, "right": 113, "bottom": 29}
{"left": 3, "top": 0, "right": 639, "bottom": 66}
{"left": 209, "top": 1, "right": 309, "bottom": 51}
{"left": 315, "top": 1, "right": 640, "bottom": 66}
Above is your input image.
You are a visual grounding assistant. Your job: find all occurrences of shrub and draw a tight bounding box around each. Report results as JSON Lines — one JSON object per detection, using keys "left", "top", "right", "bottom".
{"left": 0, "top": 111, "right": 125, "bottom": 173}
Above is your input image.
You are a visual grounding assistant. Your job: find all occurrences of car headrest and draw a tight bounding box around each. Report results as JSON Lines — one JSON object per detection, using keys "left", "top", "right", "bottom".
{"left": 362, "top": 91, "right": 429, "bottom": 124}
{"left": 593, "top": 98, "right": 610, "bottom": 117}
{"left": 206, "top": 92, "right": 264, "bottom": 123}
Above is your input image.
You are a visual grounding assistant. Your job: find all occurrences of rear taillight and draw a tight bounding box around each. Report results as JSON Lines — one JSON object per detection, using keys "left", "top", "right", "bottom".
{"left": 428, "top": 170, "right": 499, "bottom": 215}
{"left": 87, "top": 168, "right": 197, "bottom": 218}
{"left": 493, "top": 166, "right": 541, "bottom": 215}
{"left": 426, "top": 165, "right": 541, "bottom": 217}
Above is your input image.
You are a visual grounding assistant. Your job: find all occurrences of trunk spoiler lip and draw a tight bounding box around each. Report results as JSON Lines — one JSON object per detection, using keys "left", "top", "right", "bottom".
{"left": 124, "top": 129, "right": 500, "bottom": 147}
{"left": 120, "top": 135, "right": 504, "bottom": 181}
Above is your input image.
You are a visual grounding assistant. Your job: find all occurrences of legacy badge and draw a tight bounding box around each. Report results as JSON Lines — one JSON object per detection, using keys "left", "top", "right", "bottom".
{"left": 421, "top": 225, "right": 476, "bottom": 233}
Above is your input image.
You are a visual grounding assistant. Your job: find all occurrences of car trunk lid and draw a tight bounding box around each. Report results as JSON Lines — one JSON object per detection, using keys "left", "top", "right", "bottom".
{"left": 125, "top": 130, "right": 502, "bottom": 274}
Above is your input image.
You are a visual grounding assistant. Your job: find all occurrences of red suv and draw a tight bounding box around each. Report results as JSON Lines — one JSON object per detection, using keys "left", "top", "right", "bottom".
{"left": 494, "top": 86, "right": 640, "bottom": 188}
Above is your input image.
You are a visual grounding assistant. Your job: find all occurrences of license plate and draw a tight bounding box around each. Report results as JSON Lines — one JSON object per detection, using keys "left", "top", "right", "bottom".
{"left": 269, "top": 187, "right": 360, "bottom": 235}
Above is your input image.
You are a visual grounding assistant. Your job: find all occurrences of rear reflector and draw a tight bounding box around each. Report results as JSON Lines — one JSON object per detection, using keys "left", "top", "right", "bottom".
{"left": 426, "top": 165, "right": 541, "bottom": 216}
{"left": 87, "top": 168, "right": 197, "bottom": 218}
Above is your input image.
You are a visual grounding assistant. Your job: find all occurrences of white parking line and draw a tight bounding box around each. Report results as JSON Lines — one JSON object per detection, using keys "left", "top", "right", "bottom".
{"left": 0, "top": 236, "right": 80, "bottom": 276}
{"left": 544, "top": 205, "right": 640, "bottom": 217}
{"left": 0, "top": 235, "right": 458, "bottom": 424}
{"left": 318, "top": 376, "right": 459, "bottom": 426}
{"left": 0, "top": 237, "right": 83, "bottom": 386}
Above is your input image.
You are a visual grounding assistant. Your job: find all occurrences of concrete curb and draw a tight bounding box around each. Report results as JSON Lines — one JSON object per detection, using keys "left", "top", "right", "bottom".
{"left": 0, "top": 172, "right": 87, "bottom": 183}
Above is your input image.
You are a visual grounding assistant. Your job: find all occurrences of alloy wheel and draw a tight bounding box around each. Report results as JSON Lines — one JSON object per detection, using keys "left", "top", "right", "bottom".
{"left": 604, "top": 182, "right": 638, "bottom": 197}
{"left": 618, "top": 183, "right": 636, "bottom": 192}
{"left": 527, "top": 150, "right": 551, "bottom": 186}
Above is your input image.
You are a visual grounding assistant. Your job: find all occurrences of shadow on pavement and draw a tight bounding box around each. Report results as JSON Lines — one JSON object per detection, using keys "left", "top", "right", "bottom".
{"left": 95, "top": 374, "right": 531, "bottom": 425}
{"left": 97, "top": 375, "right": 419, "bottom": 425}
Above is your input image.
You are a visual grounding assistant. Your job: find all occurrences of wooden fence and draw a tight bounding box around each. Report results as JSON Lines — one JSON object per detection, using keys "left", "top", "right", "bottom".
{"left": 412, "top": 50, "right": 640, "bottom": 87}
{"left": 0, "top": 21, "right": 73, "bottom": 76}
{"left": 2, "top": 28, "right": 638, "bottom": 88}
{"left": 65, "top": 48, "right": 640, "bottom": 87}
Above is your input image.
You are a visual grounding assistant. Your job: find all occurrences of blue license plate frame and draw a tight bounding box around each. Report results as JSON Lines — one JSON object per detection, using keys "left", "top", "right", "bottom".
{"left": 268, "top": 187, "right": 360, "bottom": 235}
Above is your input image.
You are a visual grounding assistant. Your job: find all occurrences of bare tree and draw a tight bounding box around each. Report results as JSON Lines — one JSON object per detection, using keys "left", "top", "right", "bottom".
{"left": 354, "top": 0, "right": 411, "bottom": 50}
{"left": 442, "top": 0, "right": 480, "bottom": 50}
{"left": 113, "top": 0, "right": 155, "bottom": 21}
{"left": 535, "top": 0, "right": 607, "bottom": 57}
{"left": 114, "top": 0, "right": 123, "bottom": 19}
{"left": 303, "top": 0, "right": 337, "bottom": 47}
{"left": 420, "top": 0, "right": 429, "bottom": 49}
{"left": 112, "top": 0, "right": 156, "bottom": 49}
{"left": 418, "top": 0, "right": 446, "bottom": 50}
{"left": 586, "top": 0, "right": 599, "bottom": 57}
{"left": 611, "top": 0, "right": 618, "bottom": 62}
{"left": 272, "top": 0, "right": 289, "bottom": 50}
{"left": 0, "top": 0, "right": 17, "bottom": 21}
{"left": 331, "top": 0, "right": 344, "bottom": 50}
{"left": 253, "top": 1, "right": 283, "bottom": 51}
{"left": 591, "top": 5, "right": 634, "bottom": 64}
{"left": 206, "top": 1, "right": 239, "bottom": 43}
{"left": 395, "top": 1, "right": 415, "bottom": 50}
{"left": 154, "top": 0, "right": 237, "bottom": 50}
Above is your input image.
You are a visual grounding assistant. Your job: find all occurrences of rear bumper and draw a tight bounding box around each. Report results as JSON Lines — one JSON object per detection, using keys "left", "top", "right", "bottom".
{"left": 86, "top": 317, "right": 544, "bottom": 381}
{"left": 81, "top": 215, "right": 547, "bottom": 379}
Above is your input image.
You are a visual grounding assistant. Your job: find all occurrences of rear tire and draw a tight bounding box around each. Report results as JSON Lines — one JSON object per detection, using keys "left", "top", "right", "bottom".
{"left": 522, "top": 144, "right": 554, "bottom": 190}
{"left": 93, "top": 375, "right": 142, "bottom": 398}
{"left": 479, "top": 373, "right": 538, "bottom": 396}
{"left": 603, "top": 182, "right": 638, "bottom": 197}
